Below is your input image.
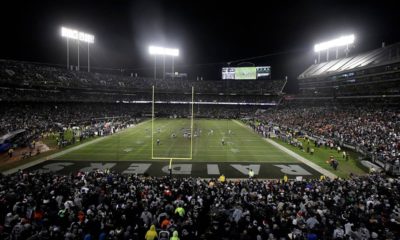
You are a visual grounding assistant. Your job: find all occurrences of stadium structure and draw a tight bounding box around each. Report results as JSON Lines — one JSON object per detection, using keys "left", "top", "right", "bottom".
{"left": 0, "top": 33, "right": 400, "bottom": 240}
{"left": 298, "top": 42, "right": 400, "bottom": 98}
{"left": 293, "top": 42, "right": 400, "bottom": 176}
{"left": 0, "top": 41, "right": 399, "bottom": 177}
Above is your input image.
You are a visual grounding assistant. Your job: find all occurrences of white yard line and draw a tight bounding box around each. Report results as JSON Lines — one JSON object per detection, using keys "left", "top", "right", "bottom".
{"left": 232, "top": 120, "right": 337, "bottom": 178}
{"left": 5, "top": 119, "right": 337, "bottom": 179}
{"left": 3, "top": 120, "right": 149, "bottom": 175}
{"left": 265, "top": 139, "right": 337, "bottom": 178}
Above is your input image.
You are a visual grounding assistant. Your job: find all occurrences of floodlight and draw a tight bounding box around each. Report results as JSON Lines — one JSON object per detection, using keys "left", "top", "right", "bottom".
{"left": 149, "top": 46, "right": 179, "bottom": 56}
{"left": 61, "top": 26, "right": 95, "bottom": 72}
{"left": 314, "top": 34, "right": 354, "bottom": 52}
{"left": 149, "top": 45, "right": 180, "bottom": 80}
{"left": 61, "top": 27, "right": 94, "bottom": 43}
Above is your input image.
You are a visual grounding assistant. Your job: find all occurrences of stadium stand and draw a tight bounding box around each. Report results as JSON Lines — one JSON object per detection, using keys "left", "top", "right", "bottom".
{"left": 0, "top": 102, "right": 259, "bottom": 137}
{"left": 0, "top": 57, "right": 398, "bottom": 174}
{"left": 297, "top": 42, "right": 400, "bottom": 98}
{"left": 0, "top": 59, "right": 283, "bottom": 155}
{"left": 253, "top": 103, "right": 400, "bottom": 175}
{"left": 0, "top": 59, "right": 285, "bottom": 99}
{"left": 0, "top": 103, "right": 138, "bottom": 136}
{"left": 0, "top": 171, "right": 399, "bottom": 240}
{"left": 283, "top": 42, "right": 400, "bottom": 175}
{"left": 0, "top": 57, "right": 399, "bottom": 239}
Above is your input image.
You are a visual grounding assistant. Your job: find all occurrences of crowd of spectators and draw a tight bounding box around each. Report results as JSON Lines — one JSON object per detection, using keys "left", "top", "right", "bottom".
{"left": 0, "top": 103, "right": 140, "bottom": 155}
{"left": 1, "top": 59, "right": 399, "bottom": 169}
{"left": 0, "top": 171, "right": 399, "bottom": 240}
{"left": 0, "top": 60, "right": 285, "bottom": 95}
{"left": 0, "top": 102, "right": 260, "bottom": 155}
{"left": 0, "top": 59, "right": 281, "bottom": 151}
{"left": 0, "top": 103, "right": 140, "bottom": 137}
{"left": 0, "top": 102, "right": 261, "bottom": 138}
{"left": 0, "top": 88, "right": 279, "bottom": 104}
{"left": 256, "top": 103, "right": 400, "bottom": 168}
{"left": 299, "top": 79, "right": 400, "bottom": 98}
{"left": 1, "top": 60, "right": 400, "bottom": 239}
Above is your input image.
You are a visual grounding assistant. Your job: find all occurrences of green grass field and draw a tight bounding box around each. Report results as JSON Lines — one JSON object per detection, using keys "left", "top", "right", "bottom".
{"left": 1, "top": 118, "right": 368, "bottom": 178}
{"left": 55, "top": 119, "right": 300, "bottom": 163}
{"left": 272, "top": 138, "right": 368, "bottom": 178}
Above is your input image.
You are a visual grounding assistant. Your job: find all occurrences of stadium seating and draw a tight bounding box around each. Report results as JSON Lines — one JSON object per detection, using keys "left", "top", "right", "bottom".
{"left": 0, "top": 59, "right": 399, "bottom": 240}
{"left": 252, "top": 102, "right": 400, "bottom": 174}
{"left": 1, "top": 59, "right": 399, "bottom": 172}
{"left": 0, "top": 59, "right": 285, "bottom": 98}
{"left": 297, "top": 42, "right": 400, "bottom": 98}
{"left": 0, "top": 59, "right": 284, "bottom": 153}
{"left": 0, "top": 103, "right": 138, "bottom": 136}
{"left": 0, "top": 171, "right": 398, "bottom": 239}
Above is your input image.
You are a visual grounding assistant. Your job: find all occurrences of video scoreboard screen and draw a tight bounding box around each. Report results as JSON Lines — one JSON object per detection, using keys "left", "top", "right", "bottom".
{"left": 222, "top": 66, "right": 271, "bottom": 80}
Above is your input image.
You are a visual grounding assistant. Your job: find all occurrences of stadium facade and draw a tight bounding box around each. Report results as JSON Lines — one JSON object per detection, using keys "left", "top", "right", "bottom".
{"left": 293, "top": 43, "right": 400, "bottom": 175}
{"left": 297, "top": 42, "right": 400, "bottom": 99}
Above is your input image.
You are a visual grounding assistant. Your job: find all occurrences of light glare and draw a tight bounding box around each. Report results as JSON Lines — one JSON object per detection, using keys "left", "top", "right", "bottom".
{"left": 314, "top": 34, "right": 354, "bottom": 52}
{"left": 61, "top": 27, "right": 94, "bottom": 43}
{"left": 149, "top": 46, "right": 179, "bottom": 56}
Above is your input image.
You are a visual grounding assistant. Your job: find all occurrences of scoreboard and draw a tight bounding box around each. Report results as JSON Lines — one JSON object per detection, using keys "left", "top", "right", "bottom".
{"left": 222, "top": 66, "right": 271, "bottom": 80}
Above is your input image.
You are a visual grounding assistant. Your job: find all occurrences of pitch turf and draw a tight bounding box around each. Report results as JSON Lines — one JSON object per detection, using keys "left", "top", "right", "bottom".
{"left": 55, "top": 119, "right": 299, "bottom": 163}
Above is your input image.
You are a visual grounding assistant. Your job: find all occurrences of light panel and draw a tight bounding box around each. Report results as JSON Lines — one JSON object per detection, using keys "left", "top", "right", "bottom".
{"left": 149, "top": 46, "right": 179, "bottom": 56}
{"left": 61, "top": 27, "right": 94, "bottom": 43}
{"left": 314, "top": 34, "right": 354, "bottom": 52}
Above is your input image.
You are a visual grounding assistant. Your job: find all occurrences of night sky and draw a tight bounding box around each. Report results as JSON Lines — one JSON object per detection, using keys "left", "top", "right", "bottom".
{"left": 1, "top": 0, "right": 399, "bottom": 92}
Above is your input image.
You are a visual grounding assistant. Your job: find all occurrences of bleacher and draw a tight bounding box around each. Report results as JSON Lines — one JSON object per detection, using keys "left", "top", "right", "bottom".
{"left": 297, "top": 42, "right": 400, "bottom": 98}
{"left": 0, "top": 59, "right": 285, "bottom": 104}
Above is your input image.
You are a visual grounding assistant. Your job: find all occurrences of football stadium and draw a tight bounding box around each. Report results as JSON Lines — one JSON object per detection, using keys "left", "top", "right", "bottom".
{"left": 0, "top": 0, "right": 399, "bottom": 239}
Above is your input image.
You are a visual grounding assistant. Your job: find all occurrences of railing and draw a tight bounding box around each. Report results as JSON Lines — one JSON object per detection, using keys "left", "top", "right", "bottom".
{"left": 280, "top": 78, "right": 287, "bottom": 94}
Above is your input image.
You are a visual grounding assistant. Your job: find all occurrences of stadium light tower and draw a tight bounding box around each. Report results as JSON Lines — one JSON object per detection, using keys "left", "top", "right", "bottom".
{"left": 314, "top": 34, "right": 355, "bottom": 63}
{"left": 61, "top": 27, "right": 95, "bottom": 72}
{"left": 149, "top": 46, "right": 179, "bottom": 80}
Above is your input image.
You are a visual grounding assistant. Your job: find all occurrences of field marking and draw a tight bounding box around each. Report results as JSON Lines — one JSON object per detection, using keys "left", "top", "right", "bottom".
{"left": 36, "top": 158, "right": 297, "bottom": 163}
{"left": 61, "top": 152, "right": 287, "bottom": 158}
{"left": 152, "top": 120, "right": 192, "bottom": 160}
{"left": 3, "top": 121, "right": 150, "bottom": 175}
{"left": 123, "top": 148, "right": 133, "bottom": 152}
{"left": 84, "top": 143, "right": 274, "bottom": 149}
{"left": 232, "top": 120, "right": 337, "bottom": 178}
{"left": 230, "top": 148, "right": 240, "bottom": 153}
{"left": 265, "top": 139, "right": 336, "bottom": 178}
{"left": 78, "top": 147, "right": 281, "bottom": 153}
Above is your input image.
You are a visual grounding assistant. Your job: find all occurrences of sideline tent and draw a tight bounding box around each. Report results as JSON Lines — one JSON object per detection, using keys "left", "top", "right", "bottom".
{"left": 0, "top": 129, "right": 26, "bottom": 153}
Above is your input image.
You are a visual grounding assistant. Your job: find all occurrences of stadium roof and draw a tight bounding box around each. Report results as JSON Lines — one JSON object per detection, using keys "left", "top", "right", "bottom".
{"left": 298, "top": 42, "right": 400, "bottom": 80}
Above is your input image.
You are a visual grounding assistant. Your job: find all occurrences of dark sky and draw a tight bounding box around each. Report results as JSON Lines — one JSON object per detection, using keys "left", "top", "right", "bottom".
{"left": 1, "top": 0, "right": 399, "bottom": 92}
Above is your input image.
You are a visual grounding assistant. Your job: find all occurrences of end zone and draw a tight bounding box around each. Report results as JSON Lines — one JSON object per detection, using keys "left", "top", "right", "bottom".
{"left": 23, "top": 160, "right": 322, "bottom": 179}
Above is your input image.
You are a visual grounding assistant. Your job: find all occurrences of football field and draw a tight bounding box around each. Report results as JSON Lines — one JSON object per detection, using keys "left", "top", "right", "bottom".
{"left": 24, "top": 119, "right": 324, "bottom": 178}
{"left": 57, "top": 119, "right": 296, "bottom": 162}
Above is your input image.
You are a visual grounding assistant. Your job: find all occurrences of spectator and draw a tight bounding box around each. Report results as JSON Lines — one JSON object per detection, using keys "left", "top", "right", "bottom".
{"left": 0, "top": 171, "right": 398, "bottom": 239}
{"left": 248, "top": 169, "right": 254, "bottom": 178}
{"left": 170, "top": 230, "right": 180, "bottom": 240}
{"left": 218, "top": 174, "right": 226, "bottom": 183}
{"left": 333, "top": 223, "right": 345, "bottom": 239}
{"left": 145, "top": 225, "right": 158, "bottom": 240}
{"left": 8, "top": 148, "right": 13, "bottom": 158}
{"left": 175, "top": 205, "right": 185, "bottom": 218}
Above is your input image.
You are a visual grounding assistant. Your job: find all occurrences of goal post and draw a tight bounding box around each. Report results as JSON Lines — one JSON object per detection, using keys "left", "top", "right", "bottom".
{"left": 151, "top": 85, "right": 194, "bottom": 161}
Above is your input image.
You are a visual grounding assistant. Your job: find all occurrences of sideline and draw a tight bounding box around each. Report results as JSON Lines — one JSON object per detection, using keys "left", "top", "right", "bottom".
{"left": 232, "top": 120, "right": 337, "bottom": 178}
{"left": 3, "top": 120, "right": 150, "bottom": 175}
